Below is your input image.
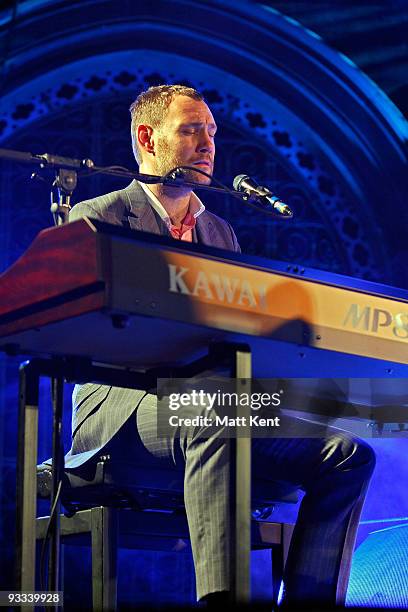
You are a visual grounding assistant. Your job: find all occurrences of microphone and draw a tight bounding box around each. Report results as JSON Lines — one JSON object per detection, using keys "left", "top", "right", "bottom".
{"left": 233, "top": 174, "right": 293, "bottom": 217}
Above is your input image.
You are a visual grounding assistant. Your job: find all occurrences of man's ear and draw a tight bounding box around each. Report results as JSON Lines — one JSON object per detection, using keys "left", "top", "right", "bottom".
{"left": 137, "top": 124, "right": 155, "bottom": 156}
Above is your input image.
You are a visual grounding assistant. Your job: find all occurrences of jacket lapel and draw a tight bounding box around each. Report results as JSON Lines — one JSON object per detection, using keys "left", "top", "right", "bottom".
{"left": 196, "top": 214, "right": 217, "bottom": 246}
{"left": 124, "top": 181, "right": 220, "bottom": 245}
{"left": 124, "top": 180, "right": 169, "bottom": 235}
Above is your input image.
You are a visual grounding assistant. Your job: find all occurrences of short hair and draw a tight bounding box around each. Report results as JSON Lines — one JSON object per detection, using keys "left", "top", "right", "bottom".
{"left": 129, "top": 84, "right": 204, "bottom": 164}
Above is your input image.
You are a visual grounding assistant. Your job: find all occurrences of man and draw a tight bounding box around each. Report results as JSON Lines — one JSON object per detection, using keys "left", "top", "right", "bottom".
{"left": 66, "top": 85, "right": 375, "bottom": 607}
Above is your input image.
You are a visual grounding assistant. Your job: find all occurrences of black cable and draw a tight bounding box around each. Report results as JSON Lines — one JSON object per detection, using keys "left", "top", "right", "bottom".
{"left": 39, "top": 479, "right": 62, "bottom": 592}
{"left": 162, "top": 165, "right": 291, "bottom": 217}
{"left": 80, "top": 164, "right": 133, "bottom": 179}
{"left": 162, "top": 164, "right": 230, "bottom": 190}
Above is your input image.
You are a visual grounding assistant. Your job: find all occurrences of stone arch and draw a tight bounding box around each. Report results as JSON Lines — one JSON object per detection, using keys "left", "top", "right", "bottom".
{"left": 0, "top": 1, "right": 406, "bottom": 285}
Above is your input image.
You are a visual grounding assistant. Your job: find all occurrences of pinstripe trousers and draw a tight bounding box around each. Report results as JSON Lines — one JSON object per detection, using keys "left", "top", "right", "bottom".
{"left": 71, "top": 388, "right": 376, "bottom": 605}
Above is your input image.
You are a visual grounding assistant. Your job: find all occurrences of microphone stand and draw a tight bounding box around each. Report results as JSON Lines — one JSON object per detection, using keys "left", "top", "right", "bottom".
{"left": 0, "top": 147, "right": 250, "bottom": 227}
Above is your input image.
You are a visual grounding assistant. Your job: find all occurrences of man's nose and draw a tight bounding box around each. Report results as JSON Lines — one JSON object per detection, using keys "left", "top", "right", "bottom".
{"left": 198, "top": 131, "right": 215, "bottom": 153}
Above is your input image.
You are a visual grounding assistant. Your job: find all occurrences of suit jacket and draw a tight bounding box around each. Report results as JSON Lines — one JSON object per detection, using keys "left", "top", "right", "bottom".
{"left": 65, "top": 180, "right": 240, "bottom": 468}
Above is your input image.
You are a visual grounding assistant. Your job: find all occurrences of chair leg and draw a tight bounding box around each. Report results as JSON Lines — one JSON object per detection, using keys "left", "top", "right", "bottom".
{"left": 91, "top": 507, "right": 118, "bottom": 612}
{"left": 271, "top": 540, "right": 284, "bottom": 604}
{"left": 60, "top": 543, "right": 65, "bottom": 588}
{"left": 271, "top": 523, "right": 295, "bottom": 605}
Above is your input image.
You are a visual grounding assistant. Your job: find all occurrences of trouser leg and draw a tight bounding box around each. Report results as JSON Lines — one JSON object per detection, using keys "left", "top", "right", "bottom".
{"left": 251, "top": 433, "right": 376, "bottom": 606}
{"left": 137, "top": 398, "right": 231, "bottom": 601}
{"left": 183, "top": 430, "right": 231, "bottom": 600}
{"left": 136, "top": 397, "right": 375, "bottom": 605}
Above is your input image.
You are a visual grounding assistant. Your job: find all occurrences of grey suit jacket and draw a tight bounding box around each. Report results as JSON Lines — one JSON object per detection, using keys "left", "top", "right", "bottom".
{"left": 65, "top": 180, "right": 240, "bottom": 467}
{"left": 69, "top": 179, "right": 240, "bottom": 250}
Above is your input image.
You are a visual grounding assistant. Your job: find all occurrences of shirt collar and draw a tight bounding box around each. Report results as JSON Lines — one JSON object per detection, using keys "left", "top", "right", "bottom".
{"left": 139, "top": 181, "right": 205, "bottom": 230}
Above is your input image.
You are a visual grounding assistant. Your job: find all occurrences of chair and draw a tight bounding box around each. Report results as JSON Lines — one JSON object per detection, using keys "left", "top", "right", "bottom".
{"left": 36, "top": 456, "right": 298, "bottom": 610}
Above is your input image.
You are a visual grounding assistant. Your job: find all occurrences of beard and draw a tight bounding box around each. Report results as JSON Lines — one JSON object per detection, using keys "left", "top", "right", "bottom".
{"left": 154, "top": 137, "right": 213, "bottom": 185}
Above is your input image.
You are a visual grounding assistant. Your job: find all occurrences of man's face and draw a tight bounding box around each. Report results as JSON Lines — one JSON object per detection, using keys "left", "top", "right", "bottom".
{"left": 152, "top": 95, "right": 216, "bottom": 184}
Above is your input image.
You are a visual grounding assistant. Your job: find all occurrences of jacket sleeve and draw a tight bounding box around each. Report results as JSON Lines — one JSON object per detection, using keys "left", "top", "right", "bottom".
{"left": 69, "top": 199, "right": 104, "bottom": 222}
{"left": 68, "top": 191, "right": 124, "bottom": 226}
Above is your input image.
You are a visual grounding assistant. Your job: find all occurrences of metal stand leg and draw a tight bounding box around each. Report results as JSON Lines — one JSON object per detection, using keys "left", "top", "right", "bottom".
{"left": 229, "top": 346, "right": 252, "bottom": 604}
{"left": 48, "top": 375, "right": 64, "bottom": 591}
{"left": 91, "top": 507, "right": 118, "bottom": 611}
{"left": 16, "top": 360, "right": 39, "bottom": 592}
{"left": 16, "top": 358, "right": 65, "bottom": 598}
